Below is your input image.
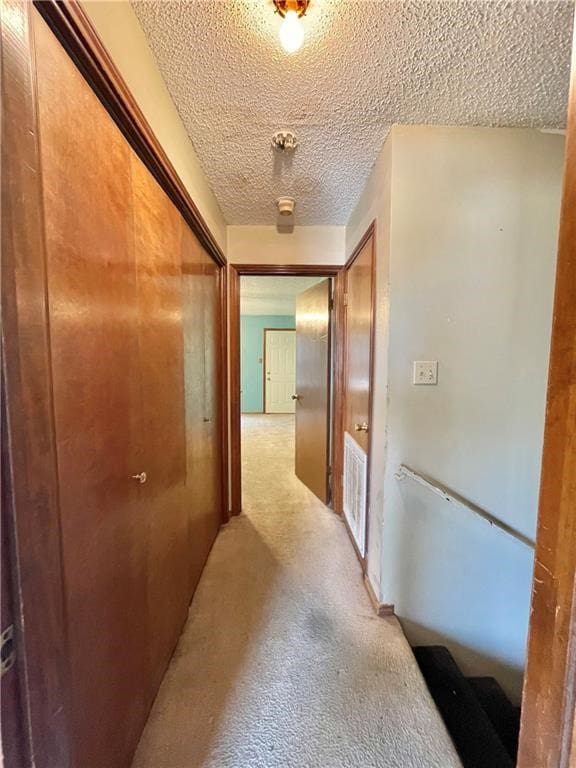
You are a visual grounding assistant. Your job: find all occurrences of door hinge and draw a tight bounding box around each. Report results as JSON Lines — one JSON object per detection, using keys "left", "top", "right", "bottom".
{"left": 343, "top": 292, "right": 348, "bottom": 307}
{"left": 328, "top": 298, "right": 334, "bottom": 311}
{"left": 1, "top": 625, "right": 15, "bottom": 677}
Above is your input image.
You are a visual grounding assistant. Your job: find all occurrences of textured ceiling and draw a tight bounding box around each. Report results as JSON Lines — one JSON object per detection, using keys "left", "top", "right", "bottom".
{"left": 240, "top": 276, "right": 324, "bottom": 314}
{"left": 132, "top": 0, "right": 574, "bottom": 225}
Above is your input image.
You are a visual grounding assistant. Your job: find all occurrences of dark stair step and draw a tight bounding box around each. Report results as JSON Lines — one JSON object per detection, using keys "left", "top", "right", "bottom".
{"left": 413, "top": 646, "right": 514, "bottom": 768}
{"left": 467, "top": 676, "right": 520, "bottom": 761}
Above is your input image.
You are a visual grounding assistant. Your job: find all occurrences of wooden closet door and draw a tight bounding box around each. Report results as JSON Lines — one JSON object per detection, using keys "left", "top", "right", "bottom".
{"left": 130, "top": 159, "right": 188, "bottom": 689}
{"left": 181, "top": 228, "right": 222, "bottom": 592}
{"left": 34, "top": 14, "right": 148, "bottom": 768}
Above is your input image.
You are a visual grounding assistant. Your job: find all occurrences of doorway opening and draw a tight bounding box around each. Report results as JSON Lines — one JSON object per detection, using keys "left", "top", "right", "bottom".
{"left": 239, "top": 274, "right": 333, "bottom": 508}
{"left": 229, "top": 265, "right": 344, "bottom": 518}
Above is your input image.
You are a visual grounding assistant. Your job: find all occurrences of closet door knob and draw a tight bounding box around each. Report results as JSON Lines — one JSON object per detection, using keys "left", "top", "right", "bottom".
{"left": 131, "top": 472, "right": 147, "bottom": 484}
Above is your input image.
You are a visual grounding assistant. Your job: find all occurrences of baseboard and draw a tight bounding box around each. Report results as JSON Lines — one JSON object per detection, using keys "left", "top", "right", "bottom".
{"left": 364, "top": 575, "right": 395, "bottom": 617}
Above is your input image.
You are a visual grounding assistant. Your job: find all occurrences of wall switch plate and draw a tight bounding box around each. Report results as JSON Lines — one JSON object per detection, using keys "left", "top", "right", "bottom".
{"left": 413, "top": 360, "right": 438, "bottom": 385}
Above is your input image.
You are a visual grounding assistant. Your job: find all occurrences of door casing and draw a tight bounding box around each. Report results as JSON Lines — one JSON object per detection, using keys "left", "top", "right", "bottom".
{"left": 229, "top": 264, "right": 344, "bottom": 516}
{"left": 340, "top": 223, "right": 377, "bottom": 569}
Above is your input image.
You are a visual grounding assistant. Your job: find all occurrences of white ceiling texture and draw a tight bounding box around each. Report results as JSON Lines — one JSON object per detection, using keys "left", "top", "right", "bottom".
{"left": 240, "top": 276, "right": 325, "bottom": 315}
{"left": 132, "top": 0, "right": 574, "bottom": 226}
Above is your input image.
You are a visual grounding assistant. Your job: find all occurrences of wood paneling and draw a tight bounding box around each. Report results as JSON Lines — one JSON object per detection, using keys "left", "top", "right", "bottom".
{"left": 31, "top": 12, "right": 225, "bottom": 768}
{"left": 130, "top": 158, "right": 189, "bottom": 689}
{"left": 344, "top": 230, "right": 375, "bottom": 455}
{"left": 182, "top": 227, "right": 222, "bottom": 590}
{"left": 33, "top": 0, "right": 225, "bottom": 267}
{"left": 294, "top": 280, "right": 331, "bottom": 503}
{"left": 1, "top": 1, "right": 71, "bottom": 764}
{"left": 229, "top": 266, "right": 243, "bottom": 515}
{"left": 4, "top": 3, "right": 227, "bottom": 766}
{"left": 1, "top": 374, "right": 30, "bottom": 768}
{"left": 341, "top": 224, "right": 376, "bottom": 566}
{"left": 34, "top": 13, "right": 149, "bottom": 767}
{"left": 517, "top": 15, "right": 576, "bottom": 767}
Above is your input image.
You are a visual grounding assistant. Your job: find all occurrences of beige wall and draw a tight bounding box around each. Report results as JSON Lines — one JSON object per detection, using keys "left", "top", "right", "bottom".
{"left": 227, "top": 226, "right": 346, "bottom": 265}
{"left": 346, "top": 125, "right": 565, "bottom": 700}
{"left": 81, "top": 0, "right": 227, "bottom": 253}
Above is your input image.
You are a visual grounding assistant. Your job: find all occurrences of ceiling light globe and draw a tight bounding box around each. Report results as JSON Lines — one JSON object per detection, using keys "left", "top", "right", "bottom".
{"left": 279, "top": 10, "right": 304, "bottom": 54}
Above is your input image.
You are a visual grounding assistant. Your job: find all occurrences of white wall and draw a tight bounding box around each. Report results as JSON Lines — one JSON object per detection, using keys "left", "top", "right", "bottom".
{"left": 347, "top": 125, "right": 564, "bottom": 701}
{"left": 228, "top": 226, "right": 346, "bottom": 265}
{"left": 81, "top": 0, "right": 227, "bottom": 253}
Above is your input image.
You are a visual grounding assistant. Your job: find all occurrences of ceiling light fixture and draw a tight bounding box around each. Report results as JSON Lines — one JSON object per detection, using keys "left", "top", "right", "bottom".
{"left": 273, "top": 0, "right": 309, "bottom": 54}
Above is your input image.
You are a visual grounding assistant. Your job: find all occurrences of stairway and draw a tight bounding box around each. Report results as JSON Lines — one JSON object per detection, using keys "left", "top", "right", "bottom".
{"left": 413, "top": 646, "right": 520, "bottom": 768}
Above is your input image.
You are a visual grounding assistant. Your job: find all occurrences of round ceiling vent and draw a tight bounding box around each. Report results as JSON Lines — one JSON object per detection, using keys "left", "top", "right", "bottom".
{"left": 277, "top": 197, "right": 295, "bottom": 216}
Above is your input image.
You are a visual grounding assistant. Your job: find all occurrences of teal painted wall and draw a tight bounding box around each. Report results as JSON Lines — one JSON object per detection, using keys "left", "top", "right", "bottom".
{"left": 241, "top": 315, "right": 295, "bottom": 413}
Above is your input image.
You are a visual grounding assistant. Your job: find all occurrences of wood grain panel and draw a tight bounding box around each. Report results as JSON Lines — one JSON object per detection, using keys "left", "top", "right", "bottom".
{"left": 181, "top": 228, "right": 222, "bottom": 591}
{"left": 33, "top": 0, "right": 225, "bottom": 267}
{"left": 130, "top": 157, "right": 189, "bottom": 690}
{"left": 34, "top": 13, "right": 148, "bottom": 768}
{"left": 344, "top": 232, "right": 375, "bottom": 456}
{"left": 295, "top": 280, "right": 331, "bottom": 503}
{"left": 517, "top": 16, "right": 576, "bottom": 766}
{"left": 202, "top": 257, "right": 224, "bottom": 534}
{"left": 1, "top": 2, "right": 71, "bottom": 765}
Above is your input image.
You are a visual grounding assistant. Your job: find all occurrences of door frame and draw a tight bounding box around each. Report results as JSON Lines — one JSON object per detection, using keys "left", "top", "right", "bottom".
{"left": 340, "top": 223, "right": 377, "bottom": 570}
{"left": 229, "top": 264, "right": 344, "bottom": 515}
{"left": 516, "top": 16, "right": 576, "bottom": 765}
{"left": 263, "top": 328, "right": 296, "bottom": 414}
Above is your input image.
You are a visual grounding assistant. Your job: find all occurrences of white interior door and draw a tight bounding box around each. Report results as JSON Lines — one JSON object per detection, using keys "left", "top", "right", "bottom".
{"left": 265, "top": 330, "right": 296, "bottom": 413}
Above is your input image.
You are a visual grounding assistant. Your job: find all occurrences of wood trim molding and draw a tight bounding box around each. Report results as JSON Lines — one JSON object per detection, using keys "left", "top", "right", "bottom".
{"left": 229, "top": 266, "right": 242, "bottom": 515}
{"left": 331, "top": 269, "right": 347, "bottom": 515}
{"left": 517, "top": 16, "right": 576, "bottom": 766}
{"left": 364, "top": 576, "right": 395, "bottom": 618}
{"left": 345, "top": 220, "right": 376, "bottom": 269}
{"left": 229, "top": 263, "right": 343, "bottom": 515}
{"left": 1, "top": 1, "right": 72, "bottom": 764}
{"left": 218, "top": 265, "right": 230, "bottom": 523}
{"left": 33, "top": 0, "right": 226, "bottom": 268}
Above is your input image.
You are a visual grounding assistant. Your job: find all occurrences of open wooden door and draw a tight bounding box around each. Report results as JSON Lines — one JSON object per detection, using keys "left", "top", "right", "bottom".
{"left": 294, "top": 280, "right": 332, "bottom": 503}
{"left": 342, "top": 226, "right": 375, "bottom": 560}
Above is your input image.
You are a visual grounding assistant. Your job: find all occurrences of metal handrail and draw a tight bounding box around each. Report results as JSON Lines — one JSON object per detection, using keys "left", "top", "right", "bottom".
{"left": 394, "top": 464, "right": 535, "bottom": 550}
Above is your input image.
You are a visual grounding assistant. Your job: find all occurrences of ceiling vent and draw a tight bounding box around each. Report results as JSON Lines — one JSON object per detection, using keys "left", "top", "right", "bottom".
{"left": 277, "top": 197, "right": 295, "bottom": 216}
{"left": 272, "top": 130, "right": 298, "bottom": 152}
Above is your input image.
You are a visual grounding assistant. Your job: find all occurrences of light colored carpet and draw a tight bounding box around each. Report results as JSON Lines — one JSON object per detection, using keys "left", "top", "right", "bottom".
{"left": 131, "top": 414, "right": 461, "bottom": 768}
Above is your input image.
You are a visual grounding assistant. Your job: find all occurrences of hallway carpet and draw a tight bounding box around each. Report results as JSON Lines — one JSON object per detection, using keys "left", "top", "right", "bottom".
{"left": 131, "top": 415, "right": 461, "bottom": 768}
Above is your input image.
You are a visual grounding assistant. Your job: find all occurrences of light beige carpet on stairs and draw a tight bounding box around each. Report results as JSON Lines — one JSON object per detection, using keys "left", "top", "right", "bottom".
{"left": 132, "top": 414, "right": 461, "bottom": 768}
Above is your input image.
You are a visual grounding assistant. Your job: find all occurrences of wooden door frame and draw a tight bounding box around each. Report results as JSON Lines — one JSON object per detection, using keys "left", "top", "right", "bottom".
{"left": 516, "top": 16, "right": 576, "bottom": 767}
{"left": 339, "top": 222, "right": 377, "bottom": 572}
{"left": 262, "top": 327, "right": 296, "bottom": 414}
{"left": 229, "top": 264, "right": 344, "bottom": 516}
